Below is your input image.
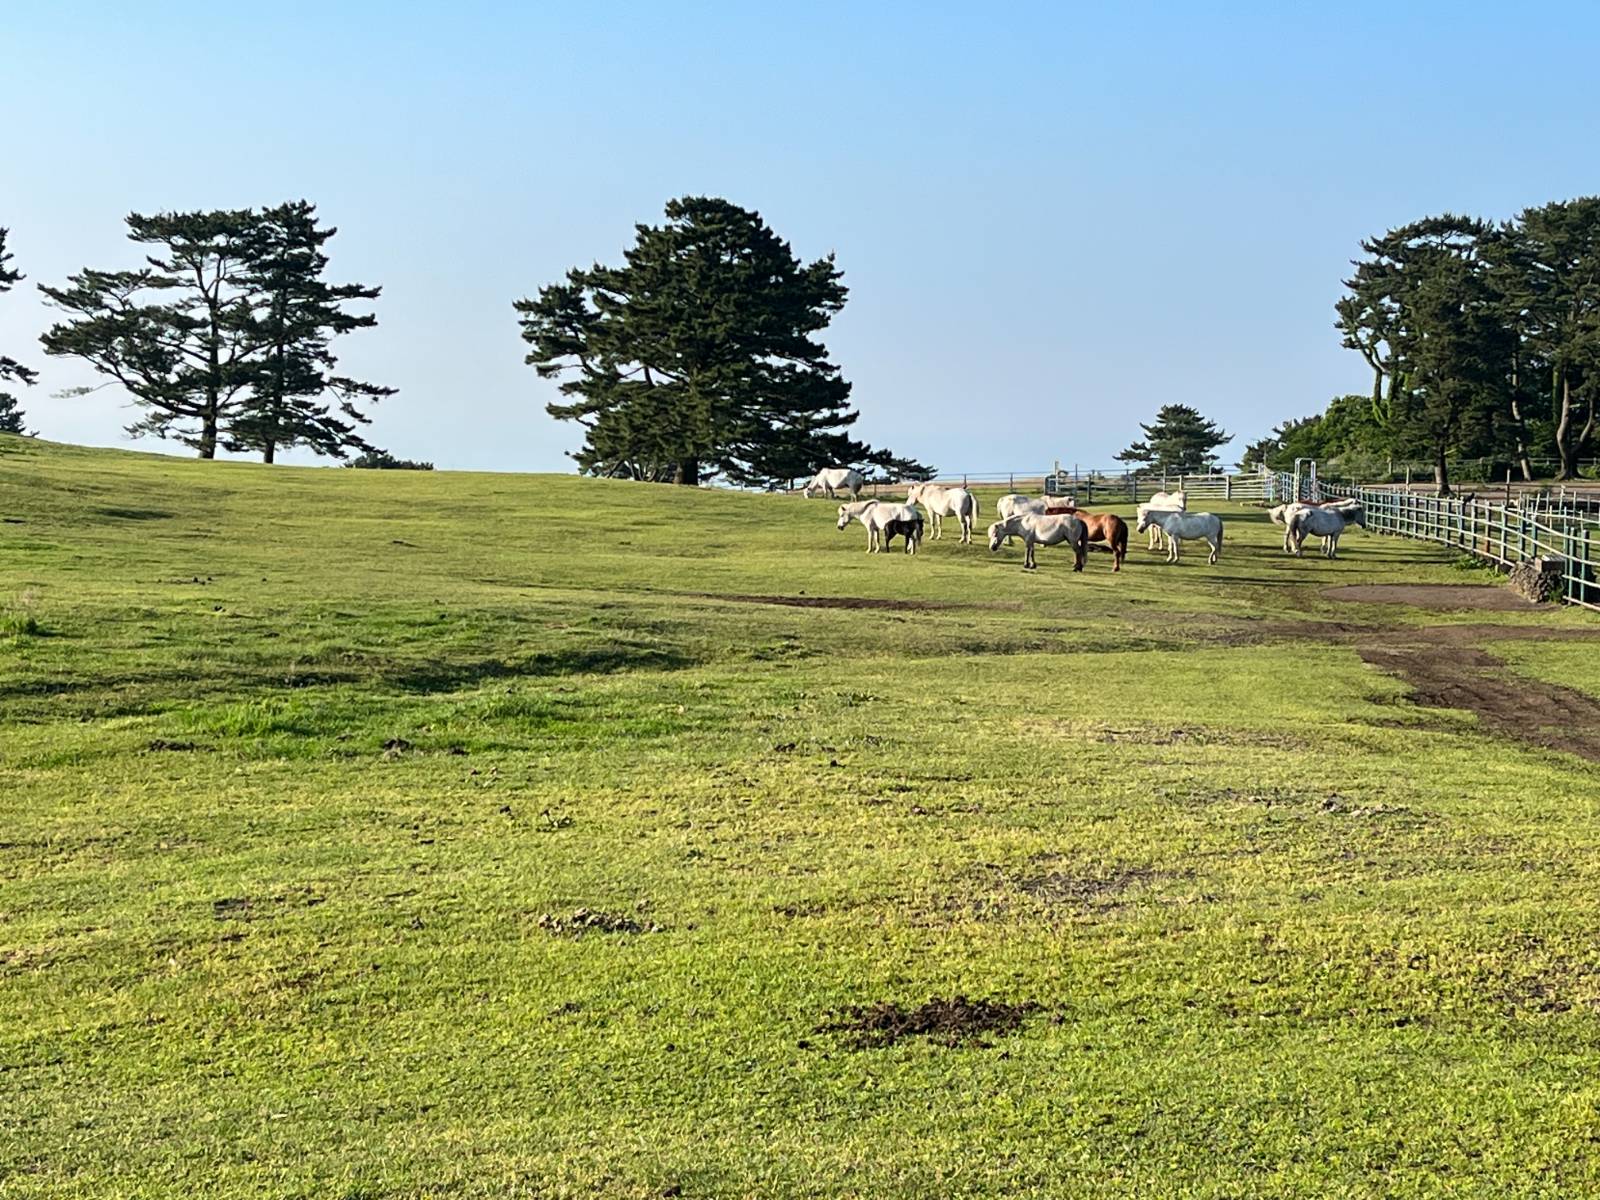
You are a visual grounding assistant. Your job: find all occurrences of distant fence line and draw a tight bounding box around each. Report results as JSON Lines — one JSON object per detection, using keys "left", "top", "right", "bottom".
{"left": 1319, "top": 481, "right": 1600, "bottom": 611}
{"left": 860, "top": 467, "right": 1283, "bottom": 503}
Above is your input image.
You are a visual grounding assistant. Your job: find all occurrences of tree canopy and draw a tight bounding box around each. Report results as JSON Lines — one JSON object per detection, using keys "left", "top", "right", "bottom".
{"left": 517, "top": 196, "right": 929, "bottom": 486}
{"left": 1116, "top": 405, "right": 1232, "bottom": 473}
{"left": 0, "top": 227, "right": 37, "bottom": 436}
{"left": 39, "top": 205, "right": 389, "bottom": 461}
{"left": 1278, "top": 197, "right": 1600, "bottom": 490}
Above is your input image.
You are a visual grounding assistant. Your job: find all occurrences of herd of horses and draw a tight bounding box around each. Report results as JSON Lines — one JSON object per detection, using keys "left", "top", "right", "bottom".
{"left": 803, "top": 467, "right": 1369, "bottom": 571}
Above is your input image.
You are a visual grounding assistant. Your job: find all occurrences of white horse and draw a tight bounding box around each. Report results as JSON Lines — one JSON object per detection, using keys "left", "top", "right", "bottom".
{"left": 995, "top": 494, "right": 1050, "bottom": 521}
{"left": 906, "top": 482, "right": 979, "bottom": 543}
{"left": 987, "top": 514, "right": 1088, "bottom": 571}
{"left": 1137, "top": 490, "right": 1188, "bottom": 552}
{"left": 1136, "top": 509, "right": 1223, "bottom": 564}
{"left": 803, "top": 467, "right": 864, "bottom": 500}
{"left": 837, "top": 499, "right": 921, "bottom": 553}
{"left": 1287, "top": 504, "right": 1365, "bottom": 558}
{"left": 1270, "top": 499, "right": 1363, "bottom": 553}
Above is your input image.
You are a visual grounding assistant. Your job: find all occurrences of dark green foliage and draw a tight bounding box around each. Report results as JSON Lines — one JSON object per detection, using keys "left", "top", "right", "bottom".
{"left": 517, "top": 196, "right": 929, "bottom": 487}
{"left": 39, "top": 205, "right": 389, "bottom": 462}
{"left": 40, "top": 210, "right": 262, "bottom": 459}
{"left": 227, "top": 202, "right": 393, "bottom": 463}
{"left": 1300, "top": 199, "right": 1600, "bottom": 487}
{"left": 1116, "top": 404, "right": 1232, "bottom": 473}
{"left": 0, "top": 227, "right": 37, "bottom": 435}
{"left": 343, "top": 449, "right": 433, "bottom": 470}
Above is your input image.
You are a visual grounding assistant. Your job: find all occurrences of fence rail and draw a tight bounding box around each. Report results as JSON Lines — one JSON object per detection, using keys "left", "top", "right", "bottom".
{"left": 1320, "top": 483, "right": 1600, "bottom": 611}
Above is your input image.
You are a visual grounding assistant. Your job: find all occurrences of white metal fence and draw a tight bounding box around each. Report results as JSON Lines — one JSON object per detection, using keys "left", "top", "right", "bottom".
{"left": 1320, "top": 482, "right": 1600, "bottom": 611}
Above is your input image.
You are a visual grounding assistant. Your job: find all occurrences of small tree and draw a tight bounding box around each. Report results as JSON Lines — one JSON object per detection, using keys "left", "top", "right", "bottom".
{"left": 228, "top": 201, "right": 393, "bottom": 463}
{"left": 1116, "top": 404, "right": 1232, "bottom": 473}
{"left": 0, "top": 227, "right": 37, "bottom": 435}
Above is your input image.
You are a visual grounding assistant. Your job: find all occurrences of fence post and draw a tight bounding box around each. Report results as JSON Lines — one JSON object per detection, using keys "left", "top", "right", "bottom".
{"left": 1225, "top": 475, "right": 1232, "bottom": 501}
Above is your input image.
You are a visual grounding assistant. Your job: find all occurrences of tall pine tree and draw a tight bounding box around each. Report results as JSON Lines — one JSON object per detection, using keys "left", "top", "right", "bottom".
{"left": 40, "top": 210, "right": 261, "bottom": 458}
{"left": 0, "top": 227, "right": 36, "bottom": 436}
{"left": 1338, "top": 216, "right": 1512, "bottom": 495}
{"left": 228, "top": 201, "right": 393, "bottom": 463}
{"left": 517, "top": 196, "right": 925, "bottom": 486}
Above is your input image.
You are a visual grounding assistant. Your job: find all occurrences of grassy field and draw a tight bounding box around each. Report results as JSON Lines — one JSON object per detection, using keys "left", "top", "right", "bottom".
{"left": 4, "top": 434, "right": 1600, "bottom": 1199}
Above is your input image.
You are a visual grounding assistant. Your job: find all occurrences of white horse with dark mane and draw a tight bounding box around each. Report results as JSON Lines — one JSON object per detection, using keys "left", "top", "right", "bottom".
{"left": 987, "top": 513, "right": 1088, "bottom": 571}
{"left": 803, "top": 467, "right": 864, "bottom": 500}
{"left": 1137, "top": 489, "right": 1187, "bottom": 551}
{"left": 906, "top": 482, "right": 979, "bottom": 543}
{"left": 837, "top": 499, "right": 922, "bottom": 553}
{"left": 1286, "top": 503, "right": 1365, "bottom": 558}
{"left": 1135, "top": 508, "right": 1223, "bottom": 564}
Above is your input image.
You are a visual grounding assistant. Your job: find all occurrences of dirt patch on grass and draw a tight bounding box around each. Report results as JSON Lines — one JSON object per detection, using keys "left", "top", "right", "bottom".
{"left": 1357, "top": 640, "right": 1600, "bottom": 763}
{"left": 698, "top": 592, "right": 1022, "bottom": 613}
{"left": 815, "top": 995, "right": 1040, "bottom": 1049}
{"left": 535, "top": 908, "right": 664, "bottom": 936}
{"left": 1324, "top": 584, "right": 1535, "bottom": 611}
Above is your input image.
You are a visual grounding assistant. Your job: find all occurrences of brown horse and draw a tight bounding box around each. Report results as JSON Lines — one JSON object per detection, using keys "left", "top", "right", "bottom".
{"left": 1045, "top": 505, "right": 1127, "bottom": 571}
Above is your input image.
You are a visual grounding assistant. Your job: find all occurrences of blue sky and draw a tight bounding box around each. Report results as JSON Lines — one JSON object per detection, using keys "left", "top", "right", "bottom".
{"left": 3, "top": 2, "right": 1598, "bottom": 475}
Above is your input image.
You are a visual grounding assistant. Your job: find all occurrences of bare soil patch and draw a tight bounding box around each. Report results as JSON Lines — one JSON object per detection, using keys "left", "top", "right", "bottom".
{"left": 535, "top": 908, "right": 664, "bottom": 936}
{"left": 698, "top": 592, "right": 1021, "bottom": 613}
{"left": 815, "top": 995, "right": 1040, "bottom": 1049}
{"left": 1323, "top": 584, "right": 1535, "bottom": 611}
{"left": 1356, "top": 640, "right": 1600, "bottom": 763}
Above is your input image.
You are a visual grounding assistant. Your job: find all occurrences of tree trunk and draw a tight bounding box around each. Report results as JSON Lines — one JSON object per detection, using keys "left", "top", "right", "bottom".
{"left": 673, "top": 458, "right": 700, "bottom": 486}
{"left": 1434, "top": 448, "right": 1451, "bottom": 497}
{"left": 263, "top": 440, "right": 276, "bottom": 465}
{"left": 1508, "top": 358, "right": 1533, "bottom": 480}
{"left": 1556, "top": 371, "right": 1576, "bottom": 480}
{"left": 198, "top": 409, "right": 218, "bottom": 460}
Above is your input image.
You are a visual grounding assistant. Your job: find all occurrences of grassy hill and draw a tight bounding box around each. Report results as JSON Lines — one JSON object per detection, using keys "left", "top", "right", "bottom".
{"left": 4, "top": 435, "right": 1600, "bottom": 1198}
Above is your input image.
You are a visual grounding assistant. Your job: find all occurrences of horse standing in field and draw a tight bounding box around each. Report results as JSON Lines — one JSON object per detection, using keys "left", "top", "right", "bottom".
{"left": 996, "top": 494, "right": 1050, "bottom": 522}
{"left": 906, "top": 482, "right": 980, "bottom": 543}
{"left": 879, "top": 514, "right": 925, "bottom": 555}
{"left": 1286, "top": 504, "right": 1365, "bottom": 558}
{"left": 837, "top": 499, "right": 922, "bottom": 553}
{"left": 1269, "top": 498, "right": 1363, "bottom": 553}
{"left": 1135, "top": 509, "right": 1223, "bottom": 564}
{"left": 803, "top": 467, "right": 864, "bottom": 500}
{"left": 1137, "top": 490, "right": 1187, "bottom": 551}
{"left": 1071, "top": 511, "right": 1128, "bottom": 571}
{"left": 987, "top": 513, "right": 1088, "bottom": 572}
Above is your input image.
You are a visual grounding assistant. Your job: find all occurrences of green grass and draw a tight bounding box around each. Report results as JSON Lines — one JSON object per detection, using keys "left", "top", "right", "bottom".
{"left": 3, "top": 434, "right": 1600, "bottom": 1198}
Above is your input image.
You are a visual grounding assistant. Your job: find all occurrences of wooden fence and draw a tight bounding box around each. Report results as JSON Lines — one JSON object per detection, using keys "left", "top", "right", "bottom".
{"left": 1321, "top": 483, "right": 1600, "bottom": 611}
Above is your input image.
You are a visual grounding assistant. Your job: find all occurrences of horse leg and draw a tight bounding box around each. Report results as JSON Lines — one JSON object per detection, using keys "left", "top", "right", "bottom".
{"left": 1209, "top": 537, "right": 1219, "bottom": 565}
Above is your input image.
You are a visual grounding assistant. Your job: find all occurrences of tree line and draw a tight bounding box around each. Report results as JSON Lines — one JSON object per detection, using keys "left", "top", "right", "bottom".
{"left": 3, "top": 195, "right": 930, "bottom": 486}
{"left": 1250, "top": 198, "right": 1600, "bottom": 494}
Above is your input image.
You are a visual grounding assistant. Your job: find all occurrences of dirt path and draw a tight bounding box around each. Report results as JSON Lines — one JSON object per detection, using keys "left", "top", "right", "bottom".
{"left": 1322, "top": 583, "right": 1539, "bottom": 611}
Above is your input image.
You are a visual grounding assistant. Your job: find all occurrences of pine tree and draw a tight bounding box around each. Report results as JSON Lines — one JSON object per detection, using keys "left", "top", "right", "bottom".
{"left": 1116, "top": 405, "right": 1232, "bottom": 473}
{"left": 0, "top": 227, "right": 37, "bottom": 436}
{"left": 1339, "top": 217, "right": 1512, "bottom": 495}
{"left": 1495, "top": 199, "right": 1600, "bottom": 480}
{"left": 228, "top": 201, "right": 393, "bottom": 463}
{"left": 40, "top": 210, "right": 261, "bottom": 458}
{"left": 517, "top": 196, "right": 926, "bottom": 486}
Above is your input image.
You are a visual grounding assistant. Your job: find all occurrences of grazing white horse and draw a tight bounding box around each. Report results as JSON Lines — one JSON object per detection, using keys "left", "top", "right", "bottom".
{"left": 1137, "top": 490, "right": 1188, "bottom": 552}
{"left": 1287, "top": 504, "right": 1365, "bottom": 558}
{"left": 1136, "top": 509, "right": 1223, "bottom": 564}
{"left": 803, "top": 467, "right": 864, "bottom": 500}
{"left": 906, "top": 483, "right": 979, "bottom": 543}
{"left": 837, "top": 499, "right": 922, "bottom": 553}
{"left": 987, "top": 513, "right": 1088, "bottom": 571}
{"left": 1269, "top": 499, "right": 1363, "bottom": 553}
